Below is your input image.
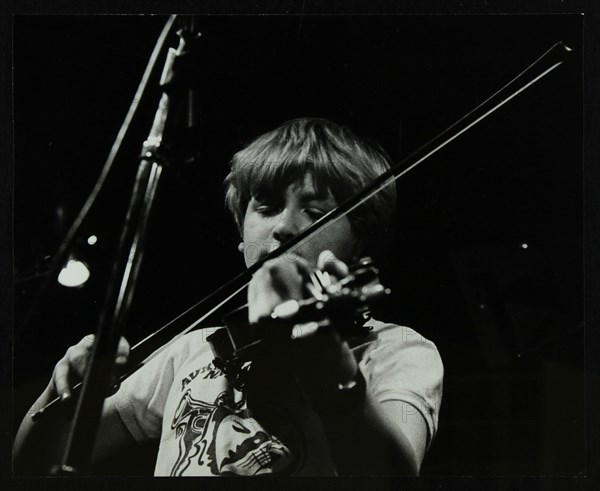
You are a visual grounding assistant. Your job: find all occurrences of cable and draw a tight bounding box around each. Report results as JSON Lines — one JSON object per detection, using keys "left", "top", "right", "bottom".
{"left": 19, "top": 15, "right": 178, "bottom": 333}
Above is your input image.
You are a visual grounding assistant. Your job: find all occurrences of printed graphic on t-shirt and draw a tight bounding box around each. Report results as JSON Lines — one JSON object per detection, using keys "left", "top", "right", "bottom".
{"left": 168, "top": 367, "right": 303, "bottom": 476}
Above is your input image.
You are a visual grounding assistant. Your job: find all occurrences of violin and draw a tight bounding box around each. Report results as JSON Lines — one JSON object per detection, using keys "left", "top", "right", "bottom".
{"left": 207, "top": 257, "right": 389, "bottom": 390}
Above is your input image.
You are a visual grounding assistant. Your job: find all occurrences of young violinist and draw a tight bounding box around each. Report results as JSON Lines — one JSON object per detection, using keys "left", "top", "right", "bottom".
{"left": 14, "top": 117, "right": 443, "bottom": 476}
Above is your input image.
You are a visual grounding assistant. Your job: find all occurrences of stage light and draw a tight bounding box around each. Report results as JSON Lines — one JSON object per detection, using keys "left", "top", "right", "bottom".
{"left": 521, "top": 243, "right": 529, "bottom": 249}
{"left": 58, "top": 259, "right": 90, "bottom": 287}
{"left": 87, "top": 235, "right": 98, "bottom": 245}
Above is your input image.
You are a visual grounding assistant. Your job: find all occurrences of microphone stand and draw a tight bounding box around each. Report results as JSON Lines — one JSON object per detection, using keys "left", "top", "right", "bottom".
{"left": 50, "top": 17, "right": 202, "bottom": 475}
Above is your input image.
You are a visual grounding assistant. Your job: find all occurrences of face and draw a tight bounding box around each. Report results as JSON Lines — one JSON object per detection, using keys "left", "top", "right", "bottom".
{"left": 241, "top": 174, "right": 359, "bottom": 268}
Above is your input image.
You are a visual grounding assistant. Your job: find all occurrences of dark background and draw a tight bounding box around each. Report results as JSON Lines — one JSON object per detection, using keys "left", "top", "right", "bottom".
{"left": 12, "top": 15, "right": 583, "bottom": 476}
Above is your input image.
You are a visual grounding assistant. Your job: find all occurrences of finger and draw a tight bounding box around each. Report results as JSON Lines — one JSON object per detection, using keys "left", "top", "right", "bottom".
{"left": 81, "top": 333, "right": 96, "bottom": 348}
{"left": 248, "top": 261, "right": 300, "bottom": 323}
{"left": 66, "top": 345, "right": 90, "bottom": 379}
{"left": 115, "top": 337, "right": 130, "bottom": 366}
{"left": 318, "top": 250, "right": 349, "bottom": 278}
{"left": 271, "top": 268, "right": 304, "bottom": 299}
{"left": 277, "top": 252, "right": 311, "bottom": 280}
{"left": 53, "top": 358, "right": 72, "bottom": 400}
{"left": 265, "top": 258, "right": 306, "bottom": 298}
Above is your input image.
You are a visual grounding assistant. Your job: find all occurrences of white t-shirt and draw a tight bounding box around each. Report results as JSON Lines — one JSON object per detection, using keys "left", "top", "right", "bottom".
{"left": 108, "top": 319, "right": 443, "bottom": 476}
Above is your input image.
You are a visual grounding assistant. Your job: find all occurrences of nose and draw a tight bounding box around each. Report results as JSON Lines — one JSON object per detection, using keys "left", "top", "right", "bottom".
{"left": 272, "top": 208, "right": 302, "bottom": 244}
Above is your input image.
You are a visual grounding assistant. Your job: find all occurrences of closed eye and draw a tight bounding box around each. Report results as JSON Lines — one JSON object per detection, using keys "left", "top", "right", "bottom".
{"left": 253, "top": 199, "right": 281, "bottom": 216}
{"left": 255, "top": 205, "right": 280, "bottom": 216}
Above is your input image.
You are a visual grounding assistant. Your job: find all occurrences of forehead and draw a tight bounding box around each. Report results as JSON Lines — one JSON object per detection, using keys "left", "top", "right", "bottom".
{"left": 288, "top": 173, "right": 332, "bottom": 199}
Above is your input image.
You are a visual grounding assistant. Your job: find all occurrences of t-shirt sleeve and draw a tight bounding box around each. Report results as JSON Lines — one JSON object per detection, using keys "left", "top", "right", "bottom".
{"left": 359, "top": 323, "right": 444, "bottom": 449}
{"left": 106, "top": 336, "right": 189, "bottom": 442}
